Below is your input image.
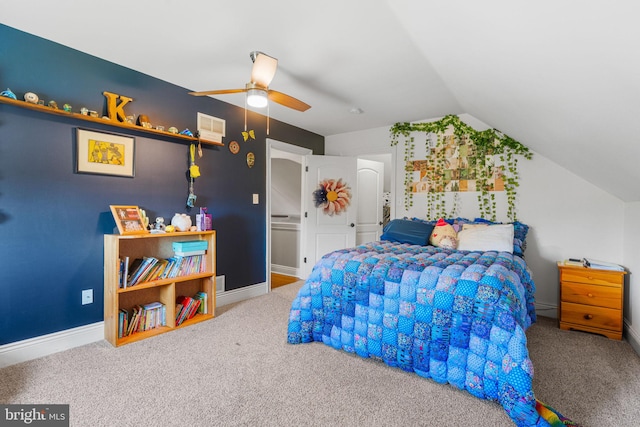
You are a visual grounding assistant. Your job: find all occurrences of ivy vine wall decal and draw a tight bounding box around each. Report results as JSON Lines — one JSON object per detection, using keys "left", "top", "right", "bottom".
{"left": 390, "top": 115, "right": 532, "bottom": 222}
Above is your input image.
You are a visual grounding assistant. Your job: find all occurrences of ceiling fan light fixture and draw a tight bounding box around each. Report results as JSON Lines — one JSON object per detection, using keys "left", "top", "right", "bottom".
{"left": 247, "top": 88, "right": 268, "bottom": 108}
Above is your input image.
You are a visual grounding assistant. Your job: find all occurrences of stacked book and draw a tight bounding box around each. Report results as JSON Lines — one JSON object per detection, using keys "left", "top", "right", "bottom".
{"left": 118, "top": 302, "right": 166, "bottom": 338}
{"left": 172, "top": 239, "right": 209, "bottom": 256}
{"left": 175, "top": 292, "right": 208, "bottom": 326}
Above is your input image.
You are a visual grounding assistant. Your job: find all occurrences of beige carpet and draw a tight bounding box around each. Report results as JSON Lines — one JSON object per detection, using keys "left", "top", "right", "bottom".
{"left": 1, "top": 281, "right": 639, "bottom": 426}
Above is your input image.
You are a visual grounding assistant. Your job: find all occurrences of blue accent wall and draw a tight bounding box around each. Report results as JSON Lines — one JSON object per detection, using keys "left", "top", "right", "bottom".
{"left": 0, "top": 25, "right": 323, "bottom": 345}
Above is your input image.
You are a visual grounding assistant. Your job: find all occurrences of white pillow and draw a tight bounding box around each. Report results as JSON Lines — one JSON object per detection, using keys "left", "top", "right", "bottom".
{"left": 456, "top": 224, "right": 514, "bottom": 253}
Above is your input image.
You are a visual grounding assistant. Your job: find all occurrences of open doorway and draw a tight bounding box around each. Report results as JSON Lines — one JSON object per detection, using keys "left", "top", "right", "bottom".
{"left": 266, "top": 139, "right": 312, "bottom": 290}
{"left": 266, "top": 141, "right": 394, "bottom": 290}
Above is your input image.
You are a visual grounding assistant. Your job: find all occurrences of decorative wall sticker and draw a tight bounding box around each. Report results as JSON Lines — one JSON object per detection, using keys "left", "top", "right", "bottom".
{"left": 312, "top": 178, "right": 352, "bottom": 216}
{"left": 246, "top": 152, "right": 255, "bottom": 168}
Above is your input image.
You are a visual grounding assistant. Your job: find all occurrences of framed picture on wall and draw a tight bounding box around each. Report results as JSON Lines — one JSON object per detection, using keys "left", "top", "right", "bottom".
{"left": 75, "top": 128, "right": 135, "bottom": 177}
{"left": 110, "top": 205, "right": 148, "bottom": 235}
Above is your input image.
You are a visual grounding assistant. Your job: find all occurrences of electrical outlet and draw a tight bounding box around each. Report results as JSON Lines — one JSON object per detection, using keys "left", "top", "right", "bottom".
{"left": 82, "top": 289, "right": 93, "bottom": 305}
{"left": 252, "top": 193, "right": 259, "bottom": 204}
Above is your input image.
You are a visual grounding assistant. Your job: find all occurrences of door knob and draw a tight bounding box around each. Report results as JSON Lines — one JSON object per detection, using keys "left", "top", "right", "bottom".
{"left": 350, "top": 223, "right": 355, "bottom": 227}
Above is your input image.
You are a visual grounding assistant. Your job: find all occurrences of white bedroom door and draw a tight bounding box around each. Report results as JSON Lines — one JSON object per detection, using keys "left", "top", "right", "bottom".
{"left": 356, "top": 158, "right": 384, "bottom": 245}
{"left": 302, "top": 155, "right": 358, "bottom": 278}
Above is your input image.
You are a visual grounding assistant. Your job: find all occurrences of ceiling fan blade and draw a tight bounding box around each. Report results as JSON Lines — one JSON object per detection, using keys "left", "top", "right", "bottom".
{"left": 189, "top": 88, "right": 247, "bottom": 96}
{"left": 251, "top": 53, "right": 278, "bottom": 88}
{"left": 268, "top": 90, "right": 311, "bottom": 112}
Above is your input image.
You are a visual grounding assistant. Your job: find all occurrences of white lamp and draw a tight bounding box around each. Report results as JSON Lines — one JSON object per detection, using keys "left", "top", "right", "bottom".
{"left": 246, "top": 88, "right": 268, "bottom": 108}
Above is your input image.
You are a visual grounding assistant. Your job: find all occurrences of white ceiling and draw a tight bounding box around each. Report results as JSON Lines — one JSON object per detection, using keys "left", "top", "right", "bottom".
{"left": 3, "top": 1, "right": 640, "bottom": 201}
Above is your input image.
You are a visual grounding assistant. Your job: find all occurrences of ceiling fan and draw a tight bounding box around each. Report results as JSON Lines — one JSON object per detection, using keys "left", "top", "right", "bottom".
{"left": 189, "top": 51, "right": 311, "bottom": 112}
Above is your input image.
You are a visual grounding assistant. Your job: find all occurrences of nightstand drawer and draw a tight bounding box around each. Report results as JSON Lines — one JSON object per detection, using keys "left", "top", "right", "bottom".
{"left": 561, "top": 302, "right": 621, "bottom": 331}
{"left": 561, "top": 282, "right": 622, "bottom": 309}
{"left": 560, "top": 268, "right": 623, "bottom": 287}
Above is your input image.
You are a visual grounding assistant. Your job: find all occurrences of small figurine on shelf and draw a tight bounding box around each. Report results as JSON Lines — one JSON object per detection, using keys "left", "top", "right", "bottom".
{"left": 171, "top": 213, "right": 192, "bottom": 232}
{"left": 150, "top": 216, "right": 166, "bottom": 234}
{"left": 24, "top": 92, "right": 39, "bottom": 104}
{"left": 0, "top": 88, "right": 17, "bottom": 99}
{"left": 180, "top": 128, "right": 194, "bottom": 137}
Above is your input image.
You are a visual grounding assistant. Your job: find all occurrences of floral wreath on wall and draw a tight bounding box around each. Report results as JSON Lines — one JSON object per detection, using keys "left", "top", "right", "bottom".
{"left": 390, "top": 115, "right": 532, "bottom": 222}
{"left": 313, "top": 178, "right": 352, "bottom": 216}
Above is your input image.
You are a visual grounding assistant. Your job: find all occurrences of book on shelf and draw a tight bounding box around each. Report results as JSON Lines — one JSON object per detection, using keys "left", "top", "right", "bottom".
{"left": 128, "top": 257, "right": 159, "bottom": 287}
{"left": 562, "top": 258, "right": 585, "bottom": 267}
{"left": 175, "top": 294, "right": 204, "bottom": 326}
{"left": 583, "top": 258, "right": 624, "bottom": 271}
{"left": 174, "top": 249, "right": 206, "bottom": 257}
{"left": 122, "top": 256, "right": 130, "bottom": 288}
{"left": 119, "top": 302, "right": 166, "bottom": 338}
{"left": 194, "top": 291, "right": 208, "bottom": 314}
{"left": 126, "top": 258, "right": 144, "bottom": 285}
{"left": 121, "top": 254, "right": 207, "bottom": 289}
{"left": 172, "top": 240, "right": 208, "bottom": 253}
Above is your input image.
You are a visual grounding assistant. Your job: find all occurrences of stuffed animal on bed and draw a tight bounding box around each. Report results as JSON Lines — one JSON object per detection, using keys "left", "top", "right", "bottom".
{"left": 429, "top": 218, "right": 458, "bottom": 249}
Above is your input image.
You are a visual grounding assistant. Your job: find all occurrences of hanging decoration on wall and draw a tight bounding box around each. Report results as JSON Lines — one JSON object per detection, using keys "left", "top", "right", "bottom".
{"left": 312, "top": 178, "right": 352, "bottom": 216}
{"left": 246, "top": 152, "right": 255, "bottom": 168}
{"left": 229, "top": 140, "right": 240, "bottom": 154}
{"left": 242, "top": 129, "right": 255, "bottom": 141}
{"left": 187, "top": 141, "right": 201, "bottom": 208}
{"left": 390, "top": 115, "right": 532, "bottom": 221}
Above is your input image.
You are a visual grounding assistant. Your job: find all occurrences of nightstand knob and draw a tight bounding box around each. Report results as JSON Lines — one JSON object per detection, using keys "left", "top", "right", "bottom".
{"left": 584, "top": 314, "right": 594, "bottom": 320}
{"left": 587, "top": 293, "right": 594, "bottom": 298}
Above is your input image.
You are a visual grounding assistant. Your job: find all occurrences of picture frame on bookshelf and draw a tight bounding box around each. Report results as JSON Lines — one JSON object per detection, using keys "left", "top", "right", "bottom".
{"left": 110, "top": 205, "right": 149, "bottom": 235}
{"left": 75, "top": 128, "right": 135, "bottom": 177}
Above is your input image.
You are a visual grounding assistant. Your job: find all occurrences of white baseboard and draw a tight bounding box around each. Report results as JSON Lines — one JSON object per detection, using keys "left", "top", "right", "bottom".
{"left": 533, "top": 305, "right": 640, "bottom": 357}
{"left": 0, "top": 322, "right": 104, "bottom": 369}
{"left": 625, "top": 320, "right": 640, "bottom": 356}
{"left": 0, "top": 282, "right": 269, "bottom": 369}
{"left": 534, "top": 302, "right": 558, "bottom": 319}
{"left": 271, "top": 264, "right": 300, "bottom": 278}
{"left": 216, "top": 281, "right": 268, "bottom": 307}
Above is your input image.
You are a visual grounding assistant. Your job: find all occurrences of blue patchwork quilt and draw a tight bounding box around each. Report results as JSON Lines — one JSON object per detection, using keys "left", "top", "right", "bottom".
{"left": 287, "top": 241, "right": 549, "bottom": 426}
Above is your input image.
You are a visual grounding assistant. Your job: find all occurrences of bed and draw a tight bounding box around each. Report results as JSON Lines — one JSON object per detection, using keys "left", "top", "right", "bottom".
{"left": 287, "top": 218, "right": 565, "bottom": 427}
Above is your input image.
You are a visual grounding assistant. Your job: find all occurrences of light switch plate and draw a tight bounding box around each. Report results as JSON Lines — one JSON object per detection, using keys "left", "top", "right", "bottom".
{"left": 253, "top": 194, "right": 259, "bottom": 204}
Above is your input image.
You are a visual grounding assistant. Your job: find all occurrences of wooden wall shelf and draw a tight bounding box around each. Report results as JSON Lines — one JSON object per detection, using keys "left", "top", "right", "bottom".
{"left": 0, "top": 96, "right": 224, "bottom": 146}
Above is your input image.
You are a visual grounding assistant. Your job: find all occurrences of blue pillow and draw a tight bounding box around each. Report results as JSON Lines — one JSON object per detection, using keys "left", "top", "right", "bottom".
{"left": 380, "top": 219, "right": 435, "bottom": 246}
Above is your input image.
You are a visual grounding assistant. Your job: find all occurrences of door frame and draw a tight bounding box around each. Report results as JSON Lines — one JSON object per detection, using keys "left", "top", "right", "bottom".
{"left": 266, "top": 139, "right": 312, "bottom": 291}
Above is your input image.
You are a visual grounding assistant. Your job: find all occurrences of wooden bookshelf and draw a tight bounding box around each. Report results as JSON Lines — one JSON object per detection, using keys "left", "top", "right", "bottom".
{"left": 104, "top": 231, "right": 216, "bottom": 346}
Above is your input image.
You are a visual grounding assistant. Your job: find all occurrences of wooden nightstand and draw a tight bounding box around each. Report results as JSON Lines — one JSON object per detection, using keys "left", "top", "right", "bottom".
{"left": 557, "top": 262, "right": 626, "bottom": 340}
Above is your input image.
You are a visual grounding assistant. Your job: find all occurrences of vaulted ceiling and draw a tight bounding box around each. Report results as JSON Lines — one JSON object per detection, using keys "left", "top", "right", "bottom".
{"left": 3, "top": 1, "right": 639, "bottom": 201}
